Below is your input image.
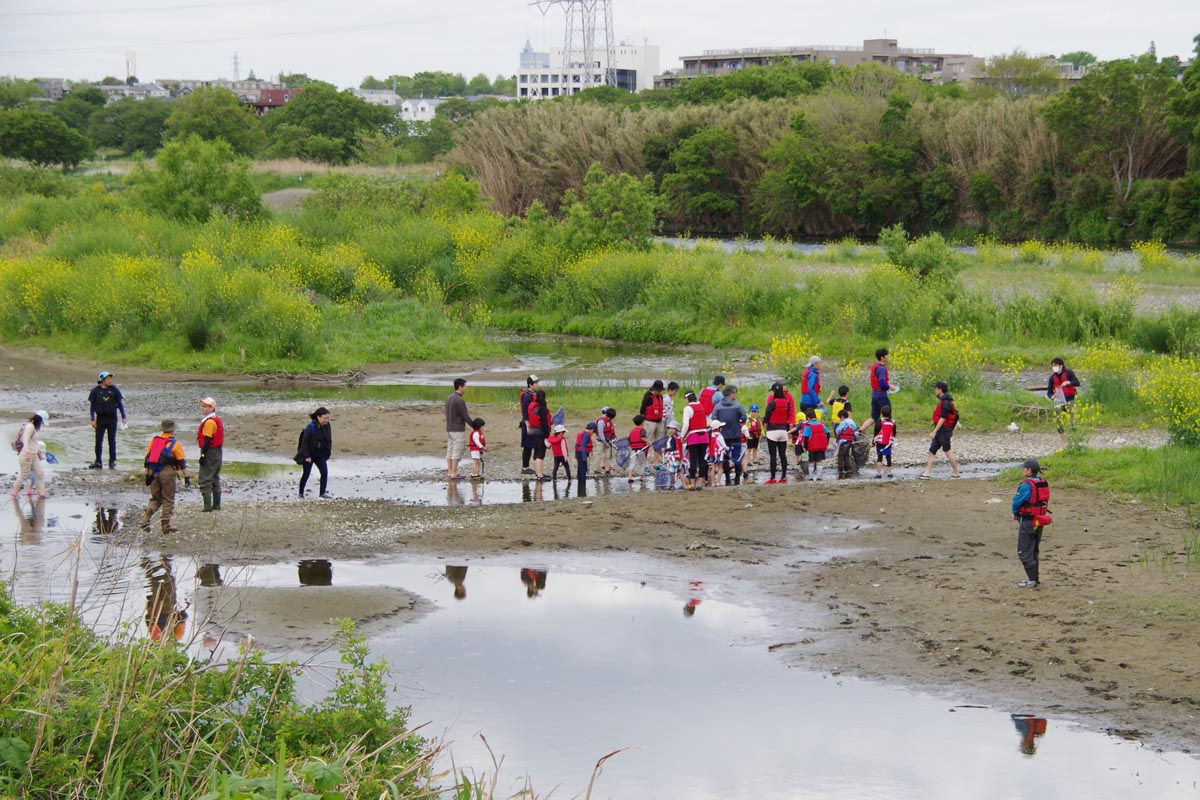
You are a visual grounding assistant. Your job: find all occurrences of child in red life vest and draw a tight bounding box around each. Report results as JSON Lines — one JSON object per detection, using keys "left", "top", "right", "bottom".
{"left": 1012, "top": 458, "right": 1051, "bottom": 588}
{"left": 801, "top": 409, "right": 830, "bottom": 481}
{"left": 627, "top": 415, "right": 649, "bottom": 481}
{"left": 596, "top": 406, "right": 617, "bottom": 475}
{"left": 468, "top": 418, "right": 487, "bottom": 481}
{"left": 745, "top": 404, "right": 762, "bottom": 469}
{"left": 575, "top": 422, "right": 596, "bottom": 481}
{"left": 705, "top": 418, "right": 728, "bottom": 485}
{"left": 663, "top": 420, "right": 686, "bottom": 489}
{"left": 834, "top": 405, "right": 859, "bottom": 478}
{"left": 780, "top": 419, "right": 804, "bottom": 484}
{"left": 873, "top": 405, "right": 897, "bottom": 479}
{"left": 547, "top": 423, "right": 572, "bottom": 481}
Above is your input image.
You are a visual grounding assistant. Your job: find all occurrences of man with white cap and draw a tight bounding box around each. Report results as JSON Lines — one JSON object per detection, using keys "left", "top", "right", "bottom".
{"left": 197, "top": 397, "right": 225, "bottom": 511}
{"left": 87, "top": 370, "right": 127, "bottom": 469}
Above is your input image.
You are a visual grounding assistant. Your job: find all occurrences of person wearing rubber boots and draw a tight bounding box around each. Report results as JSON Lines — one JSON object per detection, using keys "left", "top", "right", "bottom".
{"left": 197, "top": 397, "right": 225, "bottom": 512}
{"left": 140, "top": 420, "right": 191, "bottom": 534}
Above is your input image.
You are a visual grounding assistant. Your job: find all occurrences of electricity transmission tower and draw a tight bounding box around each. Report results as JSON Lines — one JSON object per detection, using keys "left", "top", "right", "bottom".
{"left": 530, "top": 0, "right": 616, "bottom": 90}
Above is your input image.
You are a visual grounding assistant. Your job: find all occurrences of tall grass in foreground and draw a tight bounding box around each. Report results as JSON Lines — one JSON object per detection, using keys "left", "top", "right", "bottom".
{"left": 0, "top": 584, "right": 434, "bottom": 799}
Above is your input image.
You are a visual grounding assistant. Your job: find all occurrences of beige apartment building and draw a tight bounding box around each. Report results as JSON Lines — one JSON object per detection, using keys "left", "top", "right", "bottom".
{"left": 655, "top": 38, "right": 982, "bottom": 87}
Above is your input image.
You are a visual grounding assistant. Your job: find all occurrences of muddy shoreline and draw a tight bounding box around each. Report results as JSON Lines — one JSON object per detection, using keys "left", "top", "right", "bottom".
{"left": 3, "top": 345, "right": 1197, "bottom": 755}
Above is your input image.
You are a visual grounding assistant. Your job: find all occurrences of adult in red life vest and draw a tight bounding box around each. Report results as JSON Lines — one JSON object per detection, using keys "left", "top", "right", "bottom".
{"left": 519, "top": 375, "right": 540, "bottom": 475}
{"left": 763, "top": 381, "right": 795, "bottom": 483}
{"left": 863, "top": 348, "right": 894, "bottom": 433}
{"left": 139, "top": 420, "right": 191, "bottom": 534}
{"left": 919, "top": 381, "right": 961, "bottom": 479}
{"left": 1046, "top": 357, "right": 1081, "bottom": 451}
{"left": 1012, "top": 458, "right": 1051, "bottom": 588}
{"left": 679, "top": 390, "right": 711, "bottom": 490}
{"left": 640, "top": 380, "right": 666, "bottom": 459}
{"left": 197, "top": 397, "right": 224, "bottom": 512}
{"left": 525, "top": 388, "right": 551, "bottom": 482}
{"left": 798, "top": 357, "right": 823, "bottom": 417}
{"left": 699, "top": 375, "right": 725, "bottom": 415}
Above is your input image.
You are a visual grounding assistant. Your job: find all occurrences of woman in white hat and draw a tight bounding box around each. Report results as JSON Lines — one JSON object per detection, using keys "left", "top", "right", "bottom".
{"left": 11, "top": 411, "right": 49, "bottom": 498}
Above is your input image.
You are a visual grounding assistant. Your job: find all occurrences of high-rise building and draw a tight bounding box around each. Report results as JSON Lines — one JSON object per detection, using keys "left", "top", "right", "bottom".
{"left": 517, "top": 39, "right": 659, "bottom": 99}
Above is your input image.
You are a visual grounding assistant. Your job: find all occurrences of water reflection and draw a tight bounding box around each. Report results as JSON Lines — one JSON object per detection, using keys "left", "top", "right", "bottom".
{"left": 93, "top": 506, "right": 120, "bottom": 536}
{"left": 196, "top": 564, "right": 224, "bottom": 587}
{"left": 142, "top": 555, "right": 187, "bottom": 642}
{"left": 12, "top": 496, "right": 46, "bottom": 544}
{"left": 445, "top": 565, "right": 468, "bottom": 600}
{"left": 1012, "top": 714, "right": 1048, "bottom": 756}
{"left": 298, "top": 559, "right": 333, "bottom": 586}
{"left": 683, "top": 580, "right": 704, "bottom": 617}
{"left": 520, "top": 567, "right": 548, "bottom": 599}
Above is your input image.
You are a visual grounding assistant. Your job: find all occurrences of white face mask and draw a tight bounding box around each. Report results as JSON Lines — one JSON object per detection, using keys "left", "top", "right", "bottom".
{"left": 1053, "top": 366, "right": 1062, "bottom": 374}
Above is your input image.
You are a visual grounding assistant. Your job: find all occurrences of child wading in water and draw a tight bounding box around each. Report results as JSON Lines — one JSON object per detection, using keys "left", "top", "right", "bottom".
{"left": 547, "top": 423, "right": 572, "bottom": 481}
{"left": 468, "top": 418, "right": 487, "bottom": 481}
{"left": 873, "top": 406, "right": 897, "bottom": 479}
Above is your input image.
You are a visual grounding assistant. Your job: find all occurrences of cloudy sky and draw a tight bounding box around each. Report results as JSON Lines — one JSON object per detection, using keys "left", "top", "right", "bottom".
{"left": 0, "top": 0, "right": 1196, "bottom": 87}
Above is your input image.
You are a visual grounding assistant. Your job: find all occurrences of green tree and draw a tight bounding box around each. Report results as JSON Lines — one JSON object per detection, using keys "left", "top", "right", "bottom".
{"left": 359, "top": 75, "right": 389, "bottom": 90}
{"left": 492, "top": 74, "right": 517, "bottom": 96}
{"left": 264, "top": 82, "right": 394, "bottom": 163}
{"left": 560, "top": 163, "right": 660, "bottom": 250}
{"left": 50, "top": 86, "right": 107, "bottom": 133}
{"left": 1166, "top": 34, "right": 1200, "bottom": 169}
{"left": 659, "top": 126, "right": 740, "bottom": 230}
{"left": 164, "top": 86, "right": 265, "bottom": 155}
{"left": 87, "top": 97, "right": 171, "bottom": 154}
{"left": 1045, "top": 54, "right": 1187, "bottom": 201}
{"left": 278, "top": 72, "right": 318, "bottom": 88}
{"left": 125, "top": 134, "right": 263, "bottom": 222}
{"left": 981, "top": 50, "right": 1062, "bottom": 97}
{"left": 0, "top": 108, "right": 93, "bottom": 167}
{"left": 0, "top": 77, "right": 43, "bottom": 109}
{"left": 99, "top": 76, "right": 123, "bottom": 86}
{"left": 412, "top": 71, "right": 468, "bottom": 97}
{"left": 1057, "top": 51, "right": 1097, "bottom": 70}
{"left": 467, "top": 73, "right": 492, "bottom": 94}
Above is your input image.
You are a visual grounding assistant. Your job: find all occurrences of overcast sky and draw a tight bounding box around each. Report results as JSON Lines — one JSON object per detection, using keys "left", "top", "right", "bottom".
{"left": 0, "top": 0, "right": 1196, "bottom": 87}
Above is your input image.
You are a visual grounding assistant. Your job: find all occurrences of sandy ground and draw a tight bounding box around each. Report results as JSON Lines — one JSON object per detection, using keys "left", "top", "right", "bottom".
{"left": 4, "top": 345, "right": 1197, "bottom": 754}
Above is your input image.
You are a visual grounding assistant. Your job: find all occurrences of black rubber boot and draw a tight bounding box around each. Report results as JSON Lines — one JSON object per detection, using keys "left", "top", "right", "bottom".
{"left": 201, "top": 493, "right": 213, "bottom": 512}
{"left": 212, "top": 490, "right": 221, "bottom": 510}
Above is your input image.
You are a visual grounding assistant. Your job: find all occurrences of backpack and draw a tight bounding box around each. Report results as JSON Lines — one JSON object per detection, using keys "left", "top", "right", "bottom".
{"left": 146, "top": 437, "right": 177, "bottom": 474}
{"left": 11, "top": 425, "right": 25, "bottom": 454}
{"left": 293, "top": 423, "right": 312, "bottom": 465}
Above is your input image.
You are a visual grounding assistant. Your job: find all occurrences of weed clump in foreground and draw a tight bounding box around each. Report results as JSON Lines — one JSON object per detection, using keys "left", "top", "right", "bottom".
{"left": 0, "top": 591, "right": 433, "bottom": 799}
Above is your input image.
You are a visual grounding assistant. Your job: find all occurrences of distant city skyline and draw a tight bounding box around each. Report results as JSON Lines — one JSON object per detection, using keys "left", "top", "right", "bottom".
{"left": 0, "top": 0, "right": 1195, "bottom": 88}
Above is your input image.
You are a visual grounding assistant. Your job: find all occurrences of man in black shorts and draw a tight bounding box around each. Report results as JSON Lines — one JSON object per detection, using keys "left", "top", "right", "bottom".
{"left": 919, "top": 381, "right": 961, "bottom": 479}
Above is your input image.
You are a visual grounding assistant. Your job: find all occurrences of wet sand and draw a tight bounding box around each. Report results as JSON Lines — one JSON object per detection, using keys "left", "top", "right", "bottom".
{"left": 4, "top": 345, "right": 1197, "bottom": 754}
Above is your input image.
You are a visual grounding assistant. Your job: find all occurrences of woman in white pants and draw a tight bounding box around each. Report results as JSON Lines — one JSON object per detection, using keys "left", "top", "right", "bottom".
{"left": 11, "top": 411, "right": 49, "bottom": 498}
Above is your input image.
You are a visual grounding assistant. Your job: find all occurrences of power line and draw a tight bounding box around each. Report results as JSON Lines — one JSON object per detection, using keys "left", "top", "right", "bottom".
{"left": 0, "top": 1, "right": 284, "bottom": 18}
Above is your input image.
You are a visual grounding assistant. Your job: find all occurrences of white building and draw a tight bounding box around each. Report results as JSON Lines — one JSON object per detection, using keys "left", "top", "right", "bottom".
{"left": 399, "top": 97, "right": 445, "bottom": 122}
{"left": 348, "top": 88, "right": 402, "bottom": 107}
{"left": 516, "top": 39, "right": 660, "bottom": 99}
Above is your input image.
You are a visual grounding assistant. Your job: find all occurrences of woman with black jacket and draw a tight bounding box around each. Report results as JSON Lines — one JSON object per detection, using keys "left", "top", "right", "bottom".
{"left": 296, "top": 407, "right": 333, "bottom": 498}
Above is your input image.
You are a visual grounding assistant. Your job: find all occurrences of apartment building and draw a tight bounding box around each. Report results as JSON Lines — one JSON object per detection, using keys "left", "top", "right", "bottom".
{"left": 655, "top": 38, "right": 983, "bottom": 87}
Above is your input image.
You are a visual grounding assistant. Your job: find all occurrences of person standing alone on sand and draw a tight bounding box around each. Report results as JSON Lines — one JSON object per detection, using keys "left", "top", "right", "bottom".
{"left": 297, "top": 407, "right": 333, "bottom": 497}
{"left": 1012, "top": 458, "right": 1051, "bottom": 588}
{"left": 1047, "top": 357, "right": 1081, "bottom": 452}
{"left": 445, "top": 379, "right": 471, "bottom": 481}
{"left": 920, "top": 381, "right": 961, "bottom": 479}
{"left": 88, "top": 371, "right": 127, "bottom": 469}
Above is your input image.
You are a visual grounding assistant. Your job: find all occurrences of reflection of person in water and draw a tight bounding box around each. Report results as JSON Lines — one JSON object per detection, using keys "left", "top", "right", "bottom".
{"left": 446, "top": 481, "right": 463, "bottom": 506}
{"left": 298, "top": 559, "right": 333, "bottom": 586}
{"left": 93, "top": 506, "right": 120, "bottom": 535}
{"left": 143, "top": 555, "right": 188, "bottom": 642}
{"left": 1011, "top": 714, "right": 1047, "bottom": 755}
{"left": 196, "top": 564, "right": 223, "bottom": 587}
{"left": 683, "top": 580, "right": 704, "bottom": 617}
{"left": 445, "top": 565, "right": 468, "bottom": 600}
{"left": 520, "top": 568, "right": 547, "bottom": 598}
{"left": 13, "top": 496, "right": 47, "bottom": 545}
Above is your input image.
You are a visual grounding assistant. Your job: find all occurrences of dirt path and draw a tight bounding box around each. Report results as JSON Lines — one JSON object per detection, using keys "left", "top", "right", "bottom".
{"left": 6, "top": 345, "right": 1197, "bottom": 754}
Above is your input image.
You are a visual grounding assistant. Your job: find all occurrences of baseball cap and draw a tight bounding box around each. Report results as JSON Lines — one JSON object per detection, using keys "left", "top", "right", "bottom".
{"left": 749, "top": 404, "right": 759, "bottom": 411}
{"left": 1022, "top": 459, "right": 1041, "bottom": 473}
{"left": 97, "top": 371, "right": 112, "bottom": 383}
{"left": 527, "top": 374, "right": 540, "bottom": 386}
{"left": 199, "top": 396, "right": 217, "bottom": 407}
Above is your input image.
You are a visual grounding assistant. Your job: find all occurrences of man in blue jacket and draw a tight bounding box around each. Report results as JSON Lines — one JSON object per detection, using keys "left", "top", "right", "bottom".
{"left": 88, "top": 371, "right": 127, "bottom": 469}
